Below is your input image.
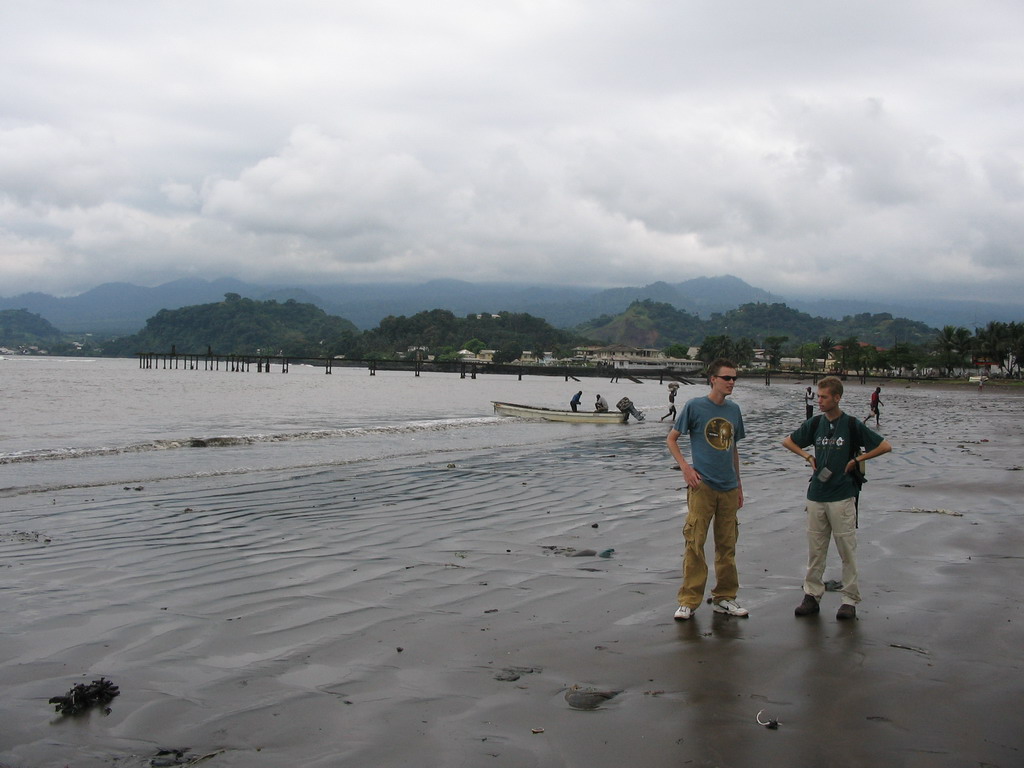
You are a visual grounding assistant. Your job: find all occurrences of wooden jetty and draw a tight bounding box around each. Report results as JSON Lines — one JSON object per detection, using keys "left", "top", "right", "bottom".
{"left": 136, "top": 348, "right": 700, "bottom": 384}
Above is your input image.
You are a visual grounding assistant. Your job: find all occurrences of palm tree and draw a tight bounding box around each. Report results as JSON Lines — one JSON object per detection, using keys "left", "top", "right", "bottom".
{"left": 838, "top": 336, "right": 862, "bottom": 374}
{"left": 891, "top": 341, "right": 913, "bottom": 376}
{"left": 818, "top": 336, "right": 836, "bottom": 372}
{"left": 1008, "top": 321, "right": 1024, "bottom": 378}
{"left": 763, "top": 335, "right": 789, "bottom": 369}
{"left": 797, "top": 342, "right": 819, "bottom": 370}
{"left": 935, "top": 326, "right": 958, "bottom": 376}
{"left": 952, "top": 327, "right": 973, "bottom": 374}
{"left": 697, "top": 335, "right": 735, "bottom": 364}
{"left": 860, "top": 344, "right": 880, "bottom": 377}
{"left": 733, "top": 337, "right": 756, "bottom": 367}
{"left": 975, "top": 321, "right": 1010, "bottom": 375}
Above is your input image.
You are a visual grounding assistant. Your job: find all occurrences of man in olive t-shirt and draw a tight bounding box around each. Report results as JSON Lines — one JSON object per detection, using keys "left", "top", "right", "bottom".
{"left": 782, "top": 376, "right": 892, "bottom": 620}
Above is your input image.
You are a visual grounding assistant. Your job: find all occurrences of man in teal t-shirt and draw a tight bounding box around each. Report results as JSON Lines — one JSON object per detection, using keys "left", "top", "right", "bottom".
{"left": 667, "top": 358, "right": 748, "bottom": 620}
{"left": 783, "top": 376, "right": 892, "bottom": 620}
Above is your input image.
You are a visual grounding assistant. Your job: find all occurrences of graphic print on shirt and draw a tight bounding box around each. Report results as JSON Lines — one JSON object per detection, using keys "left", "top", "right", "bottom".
{"left": 817, "top": 434, "right": 845, "bottom": 449}
{"left": 704, "top": 417, "right": 734, "bottom": 450}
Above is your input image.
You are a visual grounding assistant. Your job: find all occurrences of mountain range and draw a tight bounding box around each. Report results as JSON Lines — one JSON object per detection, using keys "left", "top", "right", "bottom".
{"left": 0, "top": 275, "right": 1019, "bottom": 336}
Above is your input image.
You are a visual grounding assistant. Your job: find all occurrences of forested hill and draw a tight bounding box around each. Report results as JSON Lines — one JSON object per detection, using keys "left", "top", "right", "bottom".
{"left": 574, "top": 301, "right": 703, "bottom": 347}
{"left": 705, "top": 302, "right": 937, "bottom": 347}
{"left": 104, "top": 299, "right": 586, "bottom": 362}
{"left": 348, "top": 308, "right": 585, "bottom": 362}
{"left": 577, "top": 300, "right": 937, "bottom": 348}
{"left": 2, "top": 293, "right": 949, "bottom": 362}
{"left": 0, "top": 309, "right": 63, "bottom": 346}
{"left": 101, "top": 295, "right": 940, "bottom": 360}
{"left": 103, "top": 294, "right": 359, "bottom": 357}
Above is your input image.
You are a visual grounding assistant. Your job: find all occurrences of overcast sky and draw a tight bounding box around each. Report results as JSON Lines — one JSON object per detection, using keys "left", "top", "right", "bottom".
{"left": 2, "top": 1, "right": 1023, "bottom": 305}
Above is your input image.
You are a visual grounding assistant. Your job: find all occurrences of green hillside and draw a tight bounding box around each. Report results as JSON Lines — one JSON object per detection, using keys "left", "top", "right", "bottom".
{"left": 576, "top": 300, "right": 702, "bottom": 346}
{"left": 103, "top": 294, "right": 358, "bottom": 357}
{"left": 0, "top": 309, "right": 63, "bottom": 346}
{"left": 347, "top": 308, "right": 587, "bottom": 362}
{"left": 101, "top": 297, "right": 584, "bottom": 363}
{"left": 577, "top": 300, "right": 937, "bottom": 349}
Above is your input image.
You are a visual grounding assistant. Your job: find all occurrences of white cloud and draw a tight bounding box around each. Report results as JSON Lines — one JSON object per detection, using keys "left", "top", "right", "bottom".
{"left": 0, "top": 0, "right": 1022, "bottom": 306}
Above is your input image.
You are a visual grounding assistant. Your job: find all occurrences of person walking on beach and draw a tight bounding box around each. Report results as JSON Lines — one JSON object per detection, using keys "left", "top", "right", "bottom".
{"left": 660, "top": 383, "right": 679, "bottom": 422}
{"left": 667, "top": 358, "right": 748, "bottom": 620}
{"left": 782, "top": 376, "right": 892, "bottom": 620}
{"left": 569, "top": 390, "right": 583, "bottom": 412}
{"left": 804, "top": 386, "right": 815, "bottom": 420}
{"left": 865, "top": 387, "right": 883, "bottom": 426}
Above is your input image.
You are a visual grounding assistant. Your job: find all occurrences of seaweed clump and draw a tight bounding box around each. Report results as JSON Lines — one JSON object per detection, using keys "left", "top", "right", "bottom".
{"left": 49, "top": 677, "right": 120, "bottom": 715}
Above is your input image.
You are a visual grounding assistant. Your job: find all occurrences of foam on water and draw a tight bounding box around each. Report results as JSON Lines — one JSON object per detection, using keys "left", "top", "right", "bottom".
{"left": 0, "top": 416, "right": 506, "bottom": 465}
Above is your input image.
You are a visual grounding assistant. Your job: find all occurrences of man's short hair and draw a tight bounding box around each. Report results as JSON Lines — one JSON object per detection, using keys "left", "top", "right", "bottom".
{"left": 818, "top": 376, "right": 844, "bottom": 398}
{"left": 707, "top": 358, "right": 737, "bottom": 380}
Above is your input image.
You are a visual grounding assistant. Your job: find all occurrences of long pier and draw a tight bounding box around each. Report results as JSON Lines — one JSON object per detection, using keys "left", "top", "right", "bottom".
{"left": 136, "top": 350, "right": 698, "bottom": 384}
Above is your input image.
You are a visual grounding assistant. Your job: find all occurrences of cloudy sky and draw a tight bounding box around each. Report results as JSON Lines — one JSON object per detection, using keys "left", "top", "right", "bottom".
{"left": 2, "top": 1, "right": 1023, "bottom": 305}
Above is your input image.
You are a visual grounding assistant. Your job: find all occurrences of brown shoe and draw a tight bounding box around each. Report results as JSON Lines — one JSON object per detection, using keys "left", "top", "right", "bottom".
{"left": 794, "top": 594, "right": 820, "bottom": 616}
{"left": 836, "top": 603, "right": 857, "bottom": 620}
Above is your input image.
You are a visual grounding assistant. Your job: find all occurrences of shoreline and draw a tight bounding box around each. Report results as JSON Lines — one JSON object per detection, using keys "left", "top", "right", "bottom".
{"left": 762, "top": 369, "right": 1024, "bottom": 390}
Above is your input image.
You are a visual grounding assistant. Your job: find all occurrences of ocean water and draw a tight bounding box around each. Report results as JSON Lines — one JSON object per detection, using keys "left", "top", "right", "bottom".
{"left": 0, "top": 356, "right": 812, "bottom": 497}
{"left": 5, "top": 356, "right": 1010, "bottom": 499}
{"left": 0, "top": 357, "right": 705, "bottom": 496}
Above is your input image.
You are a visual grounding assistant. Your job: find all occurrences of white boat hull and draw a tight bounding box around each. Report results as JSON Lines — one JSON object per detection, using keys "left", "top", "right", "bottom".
{"left": 492, "top": 401, "right": 628, "bottom": 423}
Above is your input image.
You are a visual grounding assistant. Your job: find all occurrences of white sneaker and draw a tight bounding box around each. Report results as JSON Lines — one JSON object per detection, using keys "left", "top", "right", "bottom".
{"left": 713, "top": 599, "right": 749, "bottom": 617}
{"left": 673, "top": 605, "right": 694, "bottom": 620}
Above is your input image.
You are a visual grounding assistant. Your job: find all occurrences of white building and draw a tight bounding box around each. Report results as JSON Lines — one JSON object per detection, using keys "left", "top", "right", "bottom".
{"left": 573, "top": 345, "right": 703, "bottom": 373}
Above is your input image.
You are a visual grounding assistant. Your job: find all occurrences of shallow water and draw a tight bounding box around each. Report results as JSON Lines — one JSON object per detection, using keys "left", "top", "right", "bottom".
{"left": 2, "top": 356, "right": 1017, "bottom": 496}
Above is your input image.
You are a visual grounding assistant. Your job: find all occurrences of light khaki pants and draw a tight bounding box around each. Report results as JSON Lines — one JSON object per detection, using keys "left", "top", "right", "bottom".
{"left": 804, "top": 497, "right": 860, "bottom": 605}
{"left": 677, "top": 483, "right": 740, "bottom": 609}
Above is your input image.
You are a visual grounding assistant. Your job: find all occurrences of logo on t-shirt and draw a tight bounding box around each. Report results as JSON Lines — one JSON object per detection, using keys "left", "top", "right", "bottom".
{"left": 704, "top": 417, "right": 734, "bottom": 450}
{"left": 816, "top": 435, "right": 845, "bottom": 448}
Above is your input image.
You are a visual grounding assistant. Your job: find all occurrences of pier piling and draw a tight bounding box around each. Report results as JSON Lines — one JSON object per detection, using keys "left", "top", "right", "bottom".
{"left": 137, "top": 351, "right": 698, "bottom": 383}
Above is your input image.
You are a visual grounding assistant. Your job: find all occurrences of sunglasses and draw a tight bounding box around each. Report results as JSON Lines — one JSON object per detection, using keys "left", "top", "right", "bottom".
{"left": 716, "top": 375, "right": 739, "bottom": 382}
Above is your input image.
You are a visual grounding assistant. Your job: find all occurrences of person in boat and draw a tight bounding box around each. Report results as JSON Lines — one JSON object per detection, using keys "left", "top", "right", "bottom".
{"left": 666, "top": 358, "right": 748, "bottom": 620}
{"left": 569, "top": 390, "right": 583, "bottom": 412}
{"left": 594, "top": 394, "right": 609, "bottom": 412}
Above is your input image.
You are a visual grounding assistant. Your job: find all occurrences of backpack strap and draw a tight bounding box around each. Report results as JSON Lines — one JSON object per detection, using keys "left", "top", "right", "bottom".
{"left": 809, "top": 413, "right": 823, "bottom": 433}
{"left": 843, "top": 413, "right": 867, "bottom": 528}
{"left": 846, "top": 413, "right": 866, "bottom": 458}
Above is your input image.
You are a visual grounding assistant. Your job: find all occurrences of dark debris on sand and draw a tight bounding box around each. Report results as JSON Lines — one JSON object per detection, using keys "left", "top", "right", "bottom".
{"left": 48, "top": 677, "right": 120, "bottom": 715}
{"left": 150, "top": 747, "right": 225, "bottom": 766}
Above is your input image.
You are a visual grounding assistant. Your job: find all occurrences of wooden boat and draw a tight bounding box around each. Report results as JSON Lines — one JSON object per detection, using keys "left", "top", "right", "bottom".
{"left": 491, "top": 401, "right": 628, "bottom": 423}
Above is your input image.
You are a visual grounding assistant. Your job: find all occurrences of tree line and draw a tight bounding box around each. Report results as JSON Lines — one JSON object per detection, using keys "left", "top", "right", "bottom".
{"left": 695, "top": 321, "right": 1024, "bottom": 378}
{"left": 3, "top": 295, "right": 1022, "bottom": 378}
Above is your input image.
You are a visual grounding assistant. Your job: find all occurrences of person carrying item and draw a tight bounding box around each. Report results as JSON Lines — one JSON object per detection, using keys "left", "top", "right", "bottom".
{"left": 569, "top": 390, "right": 583, "bottom": 412}
{"left": 782, "top": 376, "right": 892, "bottom": 621}
{"left": 865, "top": 387, "right": 883, "bottom": 426}
{"left": 667, "top": 359, "right": 748, "bottom": 620}
{"left": 660, "top": 383, "right": 679, "bottom": 422}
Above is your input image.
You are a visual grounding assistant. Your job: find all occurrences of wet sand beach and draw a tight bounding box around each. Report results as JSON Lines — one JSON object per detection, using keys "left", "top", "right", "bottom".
{"left": 1, "top": 386, "right": 1022, "bottom": 767}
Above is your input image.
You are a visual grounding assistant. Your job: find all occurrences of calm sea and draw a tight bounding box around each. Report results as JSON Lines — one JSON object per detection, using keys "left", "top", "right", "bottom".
{"left": 6, "top": 356, "right": 994, "bottom": 498}
{"left": 0, "top": 356, "right": 711, "bottom": 496}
